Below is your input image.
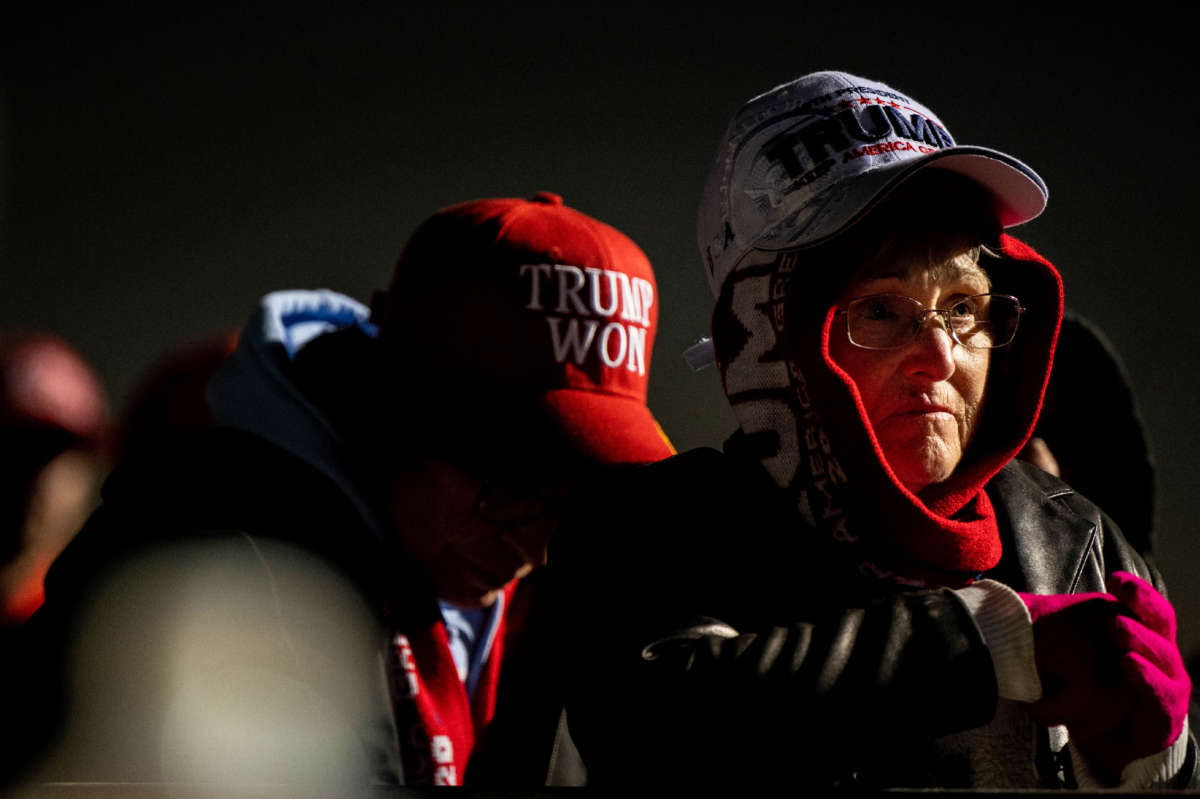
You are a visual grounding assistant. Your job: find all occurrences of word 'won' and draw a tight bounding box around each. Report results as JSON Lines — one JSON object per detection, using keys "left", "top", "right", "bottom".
{"left": 520, "top": 264, "right": 654, "bottom": 375}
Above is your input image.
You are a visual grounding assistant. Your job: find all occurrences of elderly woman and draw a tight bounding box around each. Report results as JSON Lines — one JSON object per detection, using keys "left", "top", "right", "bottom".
{"left": 553, "top": 71, "right": 1194, "bottom": 790}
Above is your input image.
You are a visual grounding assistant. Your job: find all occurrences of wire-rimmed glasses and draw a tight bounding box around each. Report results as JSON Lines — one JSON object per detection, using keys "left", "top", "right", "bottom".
{"left": 837, "top": 293, "right": 1025, "bottom": 350}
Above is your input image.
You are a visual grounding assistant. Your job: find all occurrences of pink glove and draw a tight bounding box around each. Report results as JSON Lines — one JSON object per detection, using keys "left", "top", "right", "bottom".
{"left": 1019, "top": 590, "right": 1115, "bottom": 624}
{"left": 1091, "top": 572, "right": 1191, "bottom": 761}
{"left": 1023, "top": 573, "right": 1190, "bottom": 784}
{"left": 1019, "top": 590, "right": 1121, "bottom": 725}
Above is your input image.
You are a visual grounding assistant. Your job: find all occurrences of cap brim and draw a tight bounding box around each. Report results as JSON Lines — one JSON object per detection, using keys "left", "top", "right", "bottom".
{"left": 767, "top": 145, "right": 1048, "bottom": 253}
{"left": 922, "top": 147, "right": 1048, "bottom": 227}
{"left": 539, "top": 389, "right": 676, "bottom": 465}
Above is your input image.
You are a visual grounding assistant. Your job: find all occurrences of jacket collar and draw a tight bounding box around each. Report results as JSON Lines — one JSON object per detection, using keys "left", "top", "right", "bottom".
{"left": 987, "top": 460, "right": 1099, "bottom": 594}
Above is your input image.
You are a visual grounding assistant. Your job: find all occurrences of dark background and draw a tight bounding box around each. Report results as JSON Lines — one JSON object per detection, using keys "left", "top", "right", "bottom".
{"left": 3, "top": 6, "right": 1198, "bottom": 650}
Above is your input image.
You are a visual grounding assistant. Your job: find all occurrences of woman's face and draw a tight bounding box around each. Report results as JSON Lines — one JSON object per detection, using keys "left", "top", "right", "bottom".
{"left": 827, "top": 257, "right": 992, "bottom": 493}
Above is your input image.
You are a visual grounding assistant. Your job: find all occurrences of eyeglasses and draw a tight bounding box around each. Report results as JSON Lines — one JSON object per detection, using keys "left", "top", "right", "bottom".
{"left": 837, "top": 293, "right": 1025, "bottom": 350}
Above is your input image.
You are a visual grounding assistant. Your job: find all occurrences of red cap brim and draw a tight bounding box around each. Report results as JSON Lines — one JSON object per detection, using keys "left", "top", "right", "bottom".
{"left": 539, "top": 389, "right": 675, "bottom": 465}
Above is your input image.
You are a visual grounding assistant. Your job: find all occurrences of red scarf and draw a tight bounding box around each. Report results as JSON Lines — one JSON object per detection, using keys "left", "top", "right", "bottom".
{"left": 388, "top": 580, "right": 519, "bottom": 785}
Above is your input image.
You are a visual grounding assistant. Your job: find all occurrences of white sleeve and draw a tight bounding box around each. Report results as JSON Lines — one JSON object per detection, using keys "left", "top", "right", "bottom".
{"left": 1071, "top": 717, "right": 1191, "bottom": 790}
{"left": 953, "top": 579, "right": 1041, "bottom": 702}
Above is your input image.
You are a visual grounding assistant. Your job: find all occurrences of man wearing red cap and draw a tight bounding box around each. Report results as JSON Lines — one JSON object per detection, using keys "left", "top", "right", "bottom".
{"left": 10, "top": 193, "right": 672, "bottom": 790}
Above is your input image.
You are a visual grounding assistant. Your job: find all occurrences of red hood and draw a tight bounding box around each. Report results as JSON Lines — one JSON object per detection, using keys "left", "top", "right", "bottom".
{"left": 711, "top": 234, "right": 1063, "bottom": 582}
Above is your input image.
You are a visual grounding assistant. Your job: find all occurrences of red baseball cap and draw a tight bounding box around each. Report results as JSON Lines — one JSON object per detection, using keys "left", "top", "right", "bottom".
{"left": 376, "top": 192, "right": 674, "bottom": 465}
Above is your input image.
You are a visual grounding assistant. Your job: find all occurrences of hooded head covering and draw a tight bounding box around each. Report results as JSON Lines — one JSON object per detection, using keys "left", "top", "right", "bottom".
{"left": 703, "top": 74, "right": 1063, "bottom": 585}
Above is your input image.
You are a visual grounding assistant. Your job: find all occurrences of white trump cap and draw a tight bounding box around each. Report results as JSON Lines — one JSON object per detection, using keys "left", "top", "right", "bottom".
{"left": 697, "top": 70, "right": 1048, "bottom": 298}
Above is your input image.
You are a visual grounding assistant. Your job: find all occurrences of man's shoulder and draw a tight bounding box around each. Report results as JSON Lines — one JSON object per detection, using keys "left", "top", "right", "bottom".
{"left": 108, "top": 427, "right": 373, "bottom": 539}
{"left": 47, "top": 426, "right": 400, "bottom": 613}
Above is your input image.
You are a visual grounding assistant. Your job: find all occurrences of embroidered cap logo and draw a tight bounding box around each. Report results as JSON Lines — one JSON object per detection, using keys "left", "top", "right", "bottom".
{"left": 518, "top": 263, "right": 654, "bottom": 376}
{"left": 697, "top": 70, "right": 1048, "bottom": 299}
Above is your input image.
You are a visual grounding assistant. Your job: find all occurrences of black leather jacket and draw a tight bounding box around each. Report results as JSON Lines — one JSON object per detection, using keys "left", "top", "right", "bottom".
{"left": 550, "top": 448, "right": 1198, "bottom": 789}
